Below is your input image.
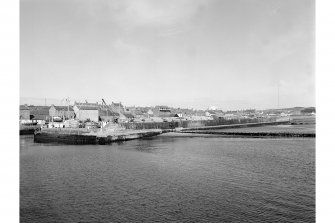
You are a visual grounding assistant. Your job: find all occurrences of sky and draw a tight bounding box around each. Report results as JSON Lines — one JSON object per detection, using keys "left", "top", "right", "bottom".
{"left": 20, "top": 0, "right": 315, "bottom": 110}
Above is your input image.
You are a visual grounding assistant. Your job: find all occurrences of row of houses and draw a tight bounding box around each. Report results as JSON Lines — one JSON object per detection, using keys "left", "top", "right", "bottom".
{"left": 20, "top": 103, "right": 211, "bottom": 124}
{"left": 20, "top": 105, "right": 75, "bottom": 124}
{"left": 19, "top": 102, "right": 125, "bottom": 123}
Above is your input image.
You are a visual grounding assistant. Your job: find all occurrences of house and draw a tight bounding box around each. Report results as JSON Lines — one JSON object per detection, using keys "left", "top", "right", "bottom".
{"left": 28, "top": 106, "right": 51, "bottom": 124}
{"left": 73, "top": 102, "right": 99, "bottom": 122}
{"left": 49, "top": 105, "right": 75, "bottom": 120}
{"left": 20, "top": 105, "right": 30, "bottom": 120}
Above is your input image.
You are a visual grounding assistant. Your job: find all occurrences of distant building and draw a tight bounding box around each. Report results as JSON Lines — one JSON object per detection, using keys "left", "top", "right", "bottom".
{"left": 20, "top": 105, "right": 30, "bottom": 120}
{"left": 205, "top": 111, "right": 216, "bottom": 117}
{"left": 153, "top": 106, "right": 171, "bottom": 117}
{"left": 301, "top": 107, "right": 316, "bottom": 114}
{"left": 209, "top": 106, "right": 219, "bottom": 110}
{"left": 205, "top": 110, "right": 225, "bottom": 119}
{"left": 147, "top": 109, "right": 154, "bottom": 117}
{"left": 73, "top": 102, "right": 99, "bottom": 122}
{"left": 223, "top": 113, "right": 239, "bottom": 120}
{"left": 49, "top": 105, "right": 75, "bottom": 120}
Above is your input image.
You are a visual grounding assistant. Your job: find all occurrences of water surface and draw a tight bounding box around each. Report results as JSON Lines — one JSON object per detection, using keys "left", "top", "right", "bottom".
{"left": 20, "top": 135, "right": 315, "bottom": 222}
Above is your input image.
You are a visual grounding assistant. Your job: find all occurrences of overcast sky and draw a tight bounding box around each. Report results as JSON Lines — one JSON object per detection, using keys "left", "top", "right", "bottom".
{"left": 20, "top": 0, "right": 314, "bottom": 110}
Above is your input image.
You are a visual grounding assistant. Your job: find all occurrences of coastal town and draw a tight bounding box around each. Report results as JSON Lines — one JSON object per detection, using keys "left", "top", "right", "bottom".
{"left": 19, "top": 99, "right": 316, "bottom": 138}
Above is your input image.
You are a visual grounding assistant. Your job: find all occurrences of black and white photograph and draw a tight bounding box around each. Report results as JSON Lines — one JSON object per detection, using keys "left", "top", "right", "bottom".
{"left": 2, "top": 0, "right": 329, "bottom": 222}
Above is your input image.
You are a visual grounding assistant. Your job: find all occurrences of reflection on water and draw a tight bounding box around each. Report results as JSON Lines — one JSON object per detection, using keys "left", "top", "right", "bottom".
{"left": 20, "top": 135, "right": 315, "bottom": 222}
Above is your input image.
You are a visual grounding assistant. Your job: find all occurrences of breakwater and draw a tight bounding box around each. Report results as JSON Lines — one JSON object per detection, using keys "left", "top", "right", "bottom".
{"left": 180, "top": 121, "right": 290, "bottom": 131}
{"left": 180, "top": 122, "right": 315, "bottom": 138}
{"left": 180, "top": 131, "right": 315, "bottom": 138}
{"left": 34, "top": 128, "right": 162, "bottom": 145}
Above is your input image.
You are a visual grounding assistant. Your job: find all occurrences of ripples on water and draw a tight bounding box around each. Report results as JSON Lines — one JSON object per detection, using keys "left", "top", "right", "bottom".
{"left": 20, "top": 135, "right": 315, "bottom": 222}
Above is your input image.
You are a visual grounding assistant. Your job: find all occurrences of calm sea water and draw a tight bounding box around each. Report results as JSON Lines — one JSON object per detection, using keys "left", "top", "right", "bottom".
{"left": 20, "top": 134, "right": 315, "bottom": 223}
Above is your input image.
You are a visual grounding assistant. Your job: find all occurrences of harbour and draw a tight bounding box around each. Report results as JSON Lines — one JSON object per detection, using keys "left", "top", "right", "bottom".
{"left": 17, "top": 0, "right": 318, "bottom": 221}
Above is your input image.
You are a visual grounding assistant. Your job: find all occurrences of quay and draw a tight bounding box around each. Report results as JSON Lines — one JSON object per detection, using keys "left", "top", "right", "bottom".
{"left": 20, "top": 125, "right": 41, "bottom": 135}
{"left": 34, "top": 128, "right": 162, "bottom": 145}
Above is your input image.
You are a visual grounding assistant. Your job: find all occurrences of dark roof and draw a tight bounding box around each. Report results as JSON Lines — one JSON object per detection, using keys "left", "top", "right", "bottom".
{"left": 28, "top": 106, "right": 50, "bottom": 110}
{"left": 80, "top": 106, "right": 98, "bottom": 110}
{"left": 99, "top": 109, "right": 119, "bottom": 116}
{"left": 75, "top": 103, "right": 99, "bottom": 110}
{"left": 52, "top": 105, "right": 74, "bottom": 111}
{"left": 75, "top": 102, "right": 98, "bottom": 106}
{"left": 156, "top": 105, "right": 170, "bottom": 109}
{"left": 29, "top": 106, "right": 50, "bottom": 116}
{"left": 31, "top": 114, "right": 50, "bottom": 120}
{"left": 112, "top": 102, "right": 123, "bottom": 107}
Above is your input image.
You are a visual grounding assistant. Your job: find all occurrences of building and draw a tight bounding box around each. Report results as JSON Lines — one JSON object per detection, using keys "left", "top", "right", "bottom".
{"left": 147, "top": 109, "right": 154, "bottom": 117}
{"left": 153, "top": 106, "right": 171, "bottom": 117}
{"left": 28, "top": 106, "right": 51, "bottom": 124}
{"left": 49, "top": 105, "right": 75, "bottom": 120}
{"left": 20, "top": 105, "right": 30, "bottom": 120}
{"left": 73, "top": 102, "right": 99, "bottom": 122}
{"left": 205, "top": 110, "right": 216, "bottom": 117}
{"left": 99, "top": 109, "right": 119, "bottom": 122}
{"left": 110, "top": 102, "right": 125, "bottom": 113}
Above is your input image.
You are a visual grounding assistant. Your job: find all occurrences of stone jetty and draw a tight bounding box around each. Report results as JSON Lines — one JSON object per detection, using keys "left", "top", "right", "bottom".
{"left": 34, "top": 124, "right": 162, "bottom": 145}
